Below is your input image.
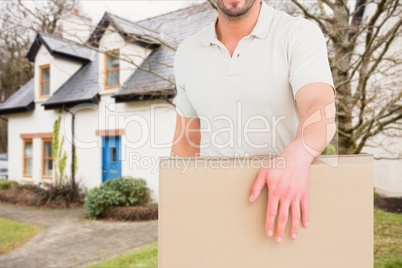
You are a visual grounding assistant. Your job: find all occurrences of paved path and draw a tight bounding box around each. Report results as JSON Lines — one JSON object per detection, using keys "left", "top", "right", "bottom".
{"left": 0, "top": 203, "right": 158, "bottom": 268}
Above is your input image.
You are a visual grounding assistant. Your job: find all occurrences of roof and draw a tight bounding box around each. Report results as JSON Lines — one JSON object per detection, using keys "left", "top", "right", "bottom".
{"left": 87, "top": 12, "right": 161, "bottom": 49}
{"left": 43, "top": 55, "right": 100, "bottom": 110}
{"left": 113, "top": 2, "right": 216, "bottom": 101}
{"left": 1, "top": 3, "right": 217, "bottom": 113}
{"left": 27, "top": 33, "right": 93, "bottom": 63}
{"left": 0, "top": 79, "right": 35, "bottom": 115}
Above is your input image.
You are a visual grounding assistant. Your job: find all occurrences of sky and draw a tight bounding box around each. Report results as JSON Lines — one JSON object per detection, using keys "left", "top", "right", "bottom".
{"left": 78, "top": 1, "right": 204, "bottom": 23}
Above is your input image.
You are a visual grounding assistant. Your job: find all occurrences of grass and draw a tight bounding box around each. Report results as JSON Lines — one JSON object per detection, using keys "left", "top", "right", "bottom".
{"left": 374, "top": 208, "right": 402, "bottom": 268}
{"left": 0, "top": 218, "right": 38, "bottom": 256}
{"left": 87, "top": 243, "right": 158, "bottom": 268}
{"left": 88, "top": 208, "right": 401, "bottom": 268}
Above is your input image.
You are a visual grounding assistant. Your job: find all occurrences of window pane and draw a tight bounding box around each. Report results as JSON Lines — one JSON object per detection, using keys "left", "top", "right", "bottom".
{"left": 25, "top": 142, "right": 33, "bottom": 157}
{"left": 44, "top": 159, "right": 53, "bottom": 177}
{"left": 107, "top": 53, "right": 119, "bottom": 69}
{"left": 111, "top": 147, "right": 116, "bottom": 162}
{"left": 25, "top": 159, "right": 32, "bottom": 176}
{"left": 44, "top": 141, "right": 52, "bottom": 158}
{"left": 107, "top": 70, "right": 119, "bottom": 87}
{"left": 41, "top": 82, "right": 50, "bottom": 96}
{"left": 42, "top": 67, "right": 50, "bottom": 80}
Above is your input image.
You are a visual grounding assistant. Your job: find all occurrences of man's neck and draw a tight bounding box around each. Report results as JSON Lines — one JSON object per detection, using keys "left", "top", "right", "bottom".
{"left": 215, "top": 1, "right": 262, "bottom": 43}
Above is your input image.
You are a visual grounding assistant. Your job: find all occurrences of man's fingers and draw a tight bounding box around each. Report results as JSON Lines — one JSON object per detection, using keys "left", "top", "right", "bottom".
{"left": 249, "top": 169, "right": 267, "bottom": 202}
{"left": 301, "top": 195, "right": 309, "bottom": 228}
{"left": 275, "top": 200, "right": 290, "bottom": 243}
{"left": 290, "top": 200, "right": 301, "bottom": 240}
{"left": 265, "top": 196, "right": 278, "bottom": 237}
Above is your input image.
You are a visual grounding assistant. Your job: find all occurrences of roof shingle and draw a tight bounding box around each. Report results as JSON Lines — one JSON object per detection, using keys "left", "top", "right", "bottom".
{"left": 87, "top": 12, "right": 162, "bottom": 49}
{"left": 43, "top": 55, "right": 100, "bottom": 109}
{"left": 0, "top": 79, "right": 35, "bottom": 115}
{"left": 113, "top": 2, "right": 216, "bottom": 99}
{"left": 27, "top": 33, "right": 93, "bottom": 63}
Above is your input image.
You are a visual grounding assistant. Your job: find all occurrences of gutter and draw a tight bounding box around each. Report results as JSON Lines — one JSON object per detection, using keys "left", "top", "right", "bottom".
{"left": 43, "top": 95, "right": 100, "bottom": 110}
{"left": 0, "top": 102, "right": 35, "bottom": 115}
{"left": 112, "top": 90, "right": 176, "bottom": 105}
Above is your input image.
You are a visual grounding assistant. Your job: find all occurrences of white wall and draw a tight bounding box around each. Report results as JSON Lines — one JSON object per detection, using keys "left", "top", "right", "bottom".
{"left": 90, "top": 92, "right": 176, "bottom": 201}
{"left": 63, "top": 102, "right": 103, "bottom": 189}
{"left": 7, "top": 103, "right": 103, "bottom": 189}
{"left": 117, "top": 100, "right": 176, "bottom": 201}
{"left": 374, "top": 160, "right": 402, "bottom": 196}
{"left": 363, "top": 144, "right": 402, "bottom": 196}
{"left": 7, "top": 106, "right": 62, "bottom": 184}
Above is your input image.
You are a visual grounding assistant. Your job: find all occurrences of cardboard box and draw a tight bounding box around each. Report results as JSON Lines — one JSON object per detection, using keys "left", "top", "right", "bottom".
{"left": 159, "top": 155, "right": 373, "bottom": 268}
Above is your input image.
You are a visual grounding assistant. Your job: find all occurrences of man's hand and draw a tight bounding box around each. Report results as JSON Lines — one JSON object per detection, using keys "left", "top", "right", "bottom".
{"left": 248, "top": 82, "right": 336, "bottom": 243}
{"left": 249, "top": 141, "right": 311, "bottom": 243}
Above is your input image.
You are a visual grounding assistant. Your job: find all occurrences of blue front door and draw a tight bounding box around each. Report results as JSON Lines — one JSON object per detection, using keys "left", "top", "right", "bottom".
{"left": 102, "top": 136, "right": 122, "bottom": 183}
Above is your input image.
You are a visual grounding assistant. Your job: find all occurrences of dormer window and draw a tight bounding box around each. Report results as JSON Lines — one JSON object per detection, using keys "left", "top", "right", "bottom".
{"left": 39, "top": 64, "right": 50, "bottom": 97}
{"left": 105, "top": 49, "right": 120, "bottom": 89}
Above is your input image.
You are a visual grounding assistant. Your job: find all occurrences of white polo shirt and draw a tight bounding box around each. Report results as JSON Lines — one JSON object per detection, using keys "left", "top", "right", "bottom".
{"left": 174, "top": 1, "right": 335, "bottom": 157}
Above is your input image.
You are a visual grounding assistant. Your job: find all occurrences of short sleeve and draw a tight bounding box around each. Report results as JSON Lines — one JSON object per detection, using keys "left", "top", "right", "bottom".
{"left": 173, "top": 45, "right": 198, "bottom": 118}
{"left": 288, "top": 20, "right": 335, "bottom": 97}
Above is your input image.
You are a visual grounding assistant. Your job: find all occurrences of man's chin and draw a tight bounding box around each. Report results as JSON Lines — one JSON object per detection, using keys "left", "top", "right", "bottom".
{"left": 217, "top": 0, "right": 256, "bottom": 18}
{"left": 221, "top": 6, "right": 248, "bottom": 17}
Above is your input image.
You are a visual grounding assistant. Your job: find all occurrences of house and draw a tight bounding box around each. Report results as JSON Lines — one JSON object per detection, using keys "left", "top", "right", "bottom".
{"left": 1, "top": 1, "right": 401, "bottom": 200}
{"left": 0, "top": 3, "right": 215, "bottom": 201}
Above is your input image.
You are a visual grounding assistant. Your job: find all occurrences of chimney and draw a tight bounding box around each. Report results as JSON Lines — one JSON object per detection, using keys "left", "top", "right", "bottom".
{"left": 60, "top": 11, "right": 92, "bottom": 44}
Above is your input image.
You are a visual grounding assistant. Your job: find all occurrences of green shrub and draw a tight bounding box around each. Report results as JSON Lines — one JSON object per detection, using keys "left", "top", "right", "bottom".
{"left": 0, "top": 180, "right": 17, "bottom": 190}
{"left": 102, "top": 177, "right": 150, "bottom": 206}
{"left": 85, "top": 177, "right": 150, "bottom": 219}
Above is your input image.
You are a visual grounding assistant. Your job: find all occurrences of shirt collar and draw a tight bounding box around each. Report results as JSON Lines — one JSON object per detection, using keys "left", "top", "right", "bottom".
{"left": 201, "top": 1, "right": 271, "bottom": 47}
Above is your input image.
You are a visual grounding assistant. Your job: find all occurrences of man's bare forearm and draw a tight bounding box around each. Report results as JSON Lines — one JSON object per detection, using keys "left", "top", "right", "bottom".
{"left": 283, "top": 100, "right": 336, "bottom": 166}
{"left": 171, "top": 141, "right": 200, "bottom": 157}
{"left": 171, "top": 114, "right": 201, "bottom": 157}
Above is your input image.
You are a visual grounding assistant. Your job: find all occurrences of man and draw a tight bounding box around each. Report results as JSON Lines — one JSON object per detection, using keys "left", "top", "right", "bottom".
{"left": 171, "top": 0, "right": 336, "bottom": 243}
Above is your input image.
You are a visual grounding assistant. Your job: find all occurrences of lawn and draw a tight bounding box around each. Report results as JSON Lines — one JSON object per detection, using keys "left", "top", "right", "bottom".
{"left": 374, "top": 208, "right": 402, "bottom": 268}
{"left": 87, "top": 243, "right": 158, "bottom": 268}
{"left": 89, "top": 208, "right": 401, "bottom": 268}
{"left": 0, "top": 218, "right": 38, "bottom": 256}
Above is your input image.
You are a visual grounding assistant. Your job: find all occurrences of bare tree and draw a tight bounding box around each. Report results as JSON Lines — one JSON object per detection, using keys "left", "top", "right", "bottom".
{"left": 289, "top": 0, "right": 402, "bottom": 155}
{"left": 0, "top": 0, "right": 78, "bottom": 153}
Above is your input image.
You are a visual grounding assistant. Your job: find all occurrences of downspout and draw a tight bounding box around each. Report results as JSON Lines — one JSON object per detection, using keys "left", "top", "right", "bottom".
{"left": 63, "top": 107, "right": 76, "bottom": 190}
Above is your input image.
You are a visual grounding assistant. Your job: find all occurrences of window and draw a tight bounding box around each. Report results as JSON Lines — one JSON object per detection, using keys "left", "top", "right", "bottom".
{"left": 42, "top": 139, "right": 53, "bottom": 179}
{"left": 39, "top": 64, "right": 50, "bottom": 97}
{"left": 104, "top": 49, "right": 120, "bottom": 89}
{"left": 23, "top": 139, "right": 33, "bottom": 177}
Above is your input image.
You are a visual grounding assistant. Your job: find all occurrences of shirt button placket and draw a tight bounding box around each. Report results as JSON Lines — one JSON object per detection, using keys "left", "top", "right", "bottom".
{"left": 227, "top": 50, "right": 242, "bottom": 79}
